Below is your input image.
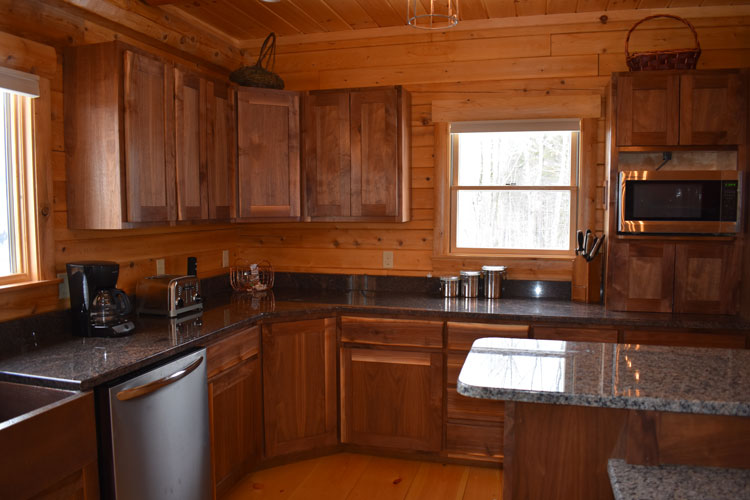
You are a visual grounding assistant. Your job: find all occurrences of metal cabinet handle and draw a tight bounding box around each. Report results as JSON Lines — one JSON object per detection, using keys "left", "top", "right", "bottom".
{"left": 116, "top": 357, "right": 203, "bottom": 401}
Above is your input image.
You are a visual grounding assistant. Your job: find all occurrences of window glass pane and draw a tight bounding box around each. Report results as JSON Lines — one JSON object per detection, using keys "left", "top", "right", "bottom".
{"left": 455, "top": 190, "right": 571, "bottom": 250}
{"left": 457, "top": 131, "right": 572, "bottom": 187}
{"left": 0, "top": 91, "right": 13, "bottom": 276}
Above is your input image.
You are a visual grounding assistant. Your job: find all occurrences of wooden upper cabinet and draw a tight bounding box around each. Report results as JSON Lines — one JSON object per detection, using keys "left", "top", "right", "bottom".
{"left": 679, "top": 72, "right": 747, "bottom": 145}
{"left": 206, "top": 81, "right": 236, "bottom": 220}
{"left": 607, "top": 242, "right": 675, "bottom": 313}
{"left": 236, "top": 87, "right": 300, "bottom": 220}
{"left": 616, "top": 72, "right": 679, "bottom": 146}
{"left": 174, "top": 67, "right": 208, "bottom": 221}
{"left": 673, "top": 242, "right": 741, "bottom": 315}
{"left": 122, "top": 50, "right": 176, "bottom": 224}
{"left": 615, "top": 70, "right": 747, "bottom": 147}
{"left": 65, "top": 41, "right": 235, "bottom": 229}
{"left": 303, "top": 91, "right": 351, "bottom": 218}
{"left": 66, "top": 42, "right": 177, "bottom": 228}
{"left": 303, "top": 86, "right": 411, "bottom": 222}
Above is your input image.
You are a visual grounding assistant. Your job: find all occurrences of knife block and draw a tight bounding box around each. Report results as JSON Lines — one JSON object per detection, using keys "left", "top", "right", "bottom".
{"left": 571, "top": 252, "right": 602, "bottom": 304}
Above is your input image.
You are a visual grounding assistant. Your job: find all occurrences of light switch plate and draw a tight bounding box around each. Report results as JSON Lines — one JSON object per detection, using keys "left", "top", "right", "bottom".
{"left": 156, "top": 258, "right": 165, "bottom": 275}
{"left": 383, "top": 251, "right": 394, "bottom": 269}
{"left": 222, "top": 250, "right": 229, "bottom": 268}
{"left": 57, "top": 273, "right": 69, "bottom": 299}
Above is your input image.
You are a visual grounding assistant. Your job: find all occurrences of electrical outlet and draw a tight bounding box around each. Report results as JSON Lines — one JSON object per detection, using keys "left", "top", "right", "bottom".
{"left": 222, "top": 250, "right": 229, "bottom": 268}
{"left": 156, "top": 258, "right": 165, "bottom": 275}
{"left": 57, "top": 273, "right": 69, "bottom": 299}
{"left": 382, "top": 251, "right": 394, "bottom": 269}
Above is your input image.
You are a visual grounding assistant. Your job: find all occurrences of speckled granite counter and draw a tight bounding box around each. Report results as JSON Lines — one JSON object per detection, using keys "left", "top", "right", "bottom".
{"left": 457, "top": 337, "right": 750, "bottom": 416}
{"left": 607, "top": 459, "right": 750, "bottom": 500}
{"left": 1, "top": 288, "right": 748, "bottom": 391}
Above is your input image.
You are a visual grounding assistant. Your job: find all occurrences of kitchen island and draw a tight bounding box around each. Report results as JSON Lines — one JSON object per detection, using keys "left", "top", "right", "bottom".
{"left": 458, "top": 338, "right": 750, "bottom": 499}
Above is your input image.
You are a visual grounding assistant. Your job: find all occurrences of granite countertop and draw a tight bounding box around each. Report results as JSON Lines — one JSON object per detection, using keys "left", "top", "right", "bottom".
{"left": 457, "top": 337, "right": 750, "bottom": 416}
{"left": 1, "top": 287, "right": 748, "bottom": 391}
{"left": 607, "top": 459, "right": 750, "bottom": 500}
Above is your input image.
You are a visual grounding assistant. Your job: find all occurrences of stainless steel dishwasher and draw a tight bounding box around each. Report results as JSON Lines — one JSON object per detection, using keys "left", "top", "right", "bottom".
{"left": 104, "top": 348, "right": 210, "bottom": 500}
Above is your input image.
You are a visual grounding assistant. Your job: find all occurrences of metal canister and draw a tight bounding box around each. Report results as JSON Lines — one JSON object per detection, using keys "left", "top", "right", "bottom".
{"left": 439, "top": 276, "right": 460, "bottom": 298}
{"left": 482, "top": 265, "right": 507, "bottom": 299}
{"left": 459, "top": 270, "right": 481, "bottom": 298}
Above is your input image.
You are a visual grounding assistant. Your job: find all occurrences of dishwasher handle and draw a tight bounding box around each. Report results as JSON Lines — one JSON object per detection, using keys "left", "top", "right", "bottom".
{"left": 116, "top": 356, "right": 203, "bottom": 401}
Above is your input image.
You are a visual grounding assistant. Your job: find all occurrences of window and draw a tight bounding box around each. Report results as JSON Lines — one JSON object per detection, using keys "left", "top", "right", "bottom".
{"left": 0, "top": 67, "right": 40, "bottom": 285}
{"left": 450, "top": 120, "right": 579, "bottom": 255}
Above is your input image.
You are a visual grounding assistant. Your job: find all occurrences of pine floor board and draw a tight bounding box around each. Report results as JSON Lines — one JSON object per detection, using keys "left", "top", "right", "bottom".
{"left": 224, "top": 453, "right": 502, "bottom": 500}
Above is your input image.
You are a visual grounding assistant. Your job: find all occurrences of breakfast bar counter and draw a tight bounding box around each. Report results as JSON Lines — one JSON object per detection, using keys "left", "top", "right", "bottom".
{"left": 457, "top": 338, "right": 750, "bottom": 499}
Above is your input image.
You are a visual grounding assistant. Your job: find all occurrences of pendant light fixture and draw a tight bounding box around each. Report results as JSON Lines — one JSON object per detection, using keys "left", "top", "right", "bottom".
{"left": 408, "top": 0, "right": 459, "bottom": 30}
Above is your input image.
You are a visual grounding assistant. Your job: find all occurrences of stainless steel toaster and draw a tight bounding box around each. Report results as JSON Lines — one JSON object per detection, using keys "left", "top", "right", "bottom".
{"left": 136, "top": 275, "right": 203, "bottom": 317}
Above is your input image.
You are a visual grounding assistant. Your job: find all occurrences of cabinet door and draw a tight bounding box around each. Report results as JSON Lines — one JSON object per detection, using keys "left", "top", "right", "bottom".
{"left": 237, "top": 88, "right": 300, "bottom": 220}
{"left": 123, "top": 50, "right": 176, "bottom": 222}
{"left": 673, "top": 242, "right": 741, "bottom": 315}
{"left": 616, "top": 73, "right": 679, "bottom": 146}
{"left": 174, "top": 68, "right": 208, "bottom": 221}
{"left": 262, "top": 318, "right": 337, "bottom": 458}
{"left": 303, "top": 91, "right": 351, "bottom": 218}
{"left": 208, "top": 355, "right": 263, "bottom": 498}
{"left": 350, "top": 88, "right": 399, "bottom": 218}
{"left": 206, "top": 81, "right": 236, "bottom": 220}
{"left": 607, "top": 242, "right": 675, "bottom": 313}
{"left": 341, "top": 347, "right": 442, "bottom": 452}
{"left": 680, "top": 72, "right": 747, "bottom": 145}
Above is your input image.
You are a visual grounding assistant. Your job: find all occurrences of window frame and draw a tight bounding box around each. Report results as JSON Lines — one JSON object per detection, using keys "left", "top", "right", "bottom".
{"left": 0, "top": 65, "right": 51, "bottom": 288}
{"left": 447, "top": 124, "right": 580, "bottom": 257}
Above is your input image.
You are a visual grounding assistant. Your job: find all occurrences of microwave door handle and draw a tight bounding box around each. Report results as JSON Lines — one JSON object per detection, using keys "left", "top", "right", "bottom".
{"left": 116, "top": 356, "right": 203, "bottom": 401}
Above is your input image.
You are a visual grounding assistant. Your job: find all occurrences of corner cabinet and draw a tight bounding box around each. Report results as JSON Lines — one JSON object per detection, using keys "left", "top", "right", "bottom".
{"left": 64, "top": 42, "right": 236, "bottom": 229}
{"left": 262, "top": 318, "right": 337, "bottom": 458}
{"left": 236, "top": 88, "right": 301, "bottom": 221}
{"left": 303, "top": 86, "right": 411, "bottom": 222}
{"left": 615, "top": 70, "right": 747, "bottom": 146}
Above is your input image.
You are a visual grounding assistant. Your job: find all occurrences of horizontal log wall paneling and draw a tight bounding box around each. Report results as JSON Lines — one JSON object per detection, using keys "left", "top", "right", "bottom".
{"left": 0, "top": 2, "right": 243, "bottom": 320}
{"left": 237, "top": 8, "right": 749, "bottom": 278}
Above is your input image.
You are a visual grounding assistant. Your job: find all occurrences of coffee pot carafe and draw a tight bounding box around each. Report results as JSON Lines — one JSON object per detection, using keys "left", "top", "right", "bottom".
{"left": 90, "top": 288, "right": 132, "bottom": 326}
{"left": 66, "top": 261, "right": 135, "bottom": 337}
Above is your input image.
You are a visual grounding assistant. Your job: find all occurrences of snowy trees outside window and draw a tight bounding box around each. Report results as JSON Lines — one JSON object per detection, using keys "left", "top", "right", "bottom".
{"left": 452, "top": 130, "right": 577, "bottom": 251}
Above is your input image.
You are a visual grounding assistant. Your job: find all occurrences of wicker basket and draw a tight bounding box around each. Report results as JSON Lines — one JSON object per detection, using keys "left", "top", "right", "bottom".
{"left": 625, "top": 15, "right": 701, "bottom": 71}
{"left": 230, "top": 33, "right": 285, "bottom": 89}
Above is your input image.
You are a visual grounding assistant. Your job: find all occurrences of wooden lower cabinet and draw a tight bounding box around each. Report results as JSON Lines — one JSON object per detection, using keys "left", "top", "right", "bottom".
{"left": 0, "top": 391, "right": 99, "bottom": 499}
{"left": 341, "top": 346, "right": 443, "bottom": 452}
{"left": 208, "top": 356, "right": 263, "bottom": 498}
{"left": 262, "top": 318, "right": 338, "bottom": 458}
{"left": 533, "top": 326, "right": 618, "bottom": 343}
{"left": 622, "top": 329, "right": 746, "bottom": 349}
{"left": 206, "top": 327, "right": 263, "bottom": 498}
{"left": 444, "top": 322, "right": 529, "bottom": 463}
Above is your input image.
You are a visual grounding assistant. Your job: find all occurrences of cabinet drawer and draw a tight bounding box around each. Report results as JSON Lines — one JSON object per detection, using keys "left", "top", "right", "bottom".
{"left": 447, "top": 353, "right": 467, "bottom": 385}
{"left": 446, "top": 386, "right": 503, "bottom": 423}
{"left": 622, "top": 329, "right": 746, "bottom": 349}
{"left": 341, "top": 316, "right": 443, "bottom": 348}
{"left": 533, "top": 326, "right": 618, "bottom": 343}
{"left": 206, "top": 326, "right": 260, "bottom": 379}
{"left": 446, "top": 422, "right": 503, "bottom": 460}
{"left": 447, "top": 322, "right": 528, "bottom": 350}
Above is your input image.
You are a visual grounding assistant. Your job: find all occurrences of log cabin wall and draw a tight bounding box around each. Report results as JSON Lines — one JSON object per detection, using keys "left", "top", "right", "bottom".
{"left": 0, "top": 0, "right": 244, "bottom": 321}
{"left": 236, "top": 8, "right": 750, "bottom": 280}
{"left": 0, "top": 1, "right": 748, "bottom": 320}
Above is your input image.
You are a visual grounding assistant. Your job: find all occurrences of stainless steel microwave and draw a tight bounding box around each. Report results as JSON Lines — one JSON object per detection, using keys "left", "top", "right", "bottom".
{"left": 618, "top": 170, "right": 742, "bottom": 234}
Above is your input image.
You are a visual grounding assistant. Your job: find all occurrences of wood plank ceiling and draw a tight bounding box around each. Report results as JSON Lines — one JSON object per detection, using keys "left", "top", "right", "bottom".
{"left": 156, "top": 0, "right": 745, "bottom": 42}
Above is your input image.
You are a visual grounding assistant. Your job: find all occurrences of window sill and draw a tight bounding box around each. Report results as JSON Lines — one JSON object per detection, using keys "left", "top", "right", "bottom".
{"left": 0, "top": 278, "right": 62, "bottom": 294}
{"left": 437, "top": 253, "right": 575, "bottom": 261}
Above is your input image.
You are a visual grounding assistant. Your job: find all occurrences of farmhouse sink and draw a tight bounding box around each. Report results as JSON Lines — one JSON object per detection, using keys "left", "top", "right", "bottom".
{"left": 0, "top": 380, "right": 77, "bottom": 427}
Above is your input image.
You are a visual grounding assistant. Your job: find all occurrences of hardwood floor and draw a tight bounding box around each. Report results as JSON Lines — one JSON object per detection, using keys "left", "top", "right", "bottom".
{"left": 224, "top": 453, "right": 502, "bottom": 500}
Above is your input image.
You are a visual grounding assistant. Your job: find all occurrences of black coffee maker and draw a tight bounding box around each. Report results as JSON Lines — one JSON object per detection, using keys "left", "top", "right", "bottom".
{"left": 66, "top": 261, "right": 135, "bottom": 337}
